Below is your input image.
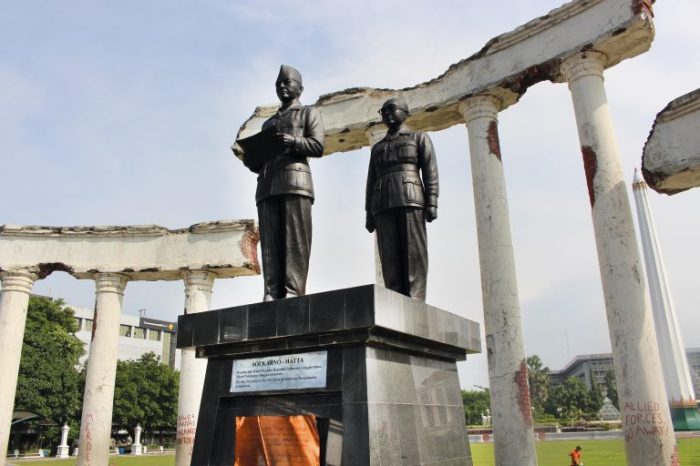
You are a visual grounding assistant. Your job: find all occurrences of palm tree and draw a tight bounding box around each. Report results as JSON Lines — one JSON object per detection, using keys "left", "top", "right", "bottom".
{"left": 526, "top": 355, "right": 550, "bottom": 417}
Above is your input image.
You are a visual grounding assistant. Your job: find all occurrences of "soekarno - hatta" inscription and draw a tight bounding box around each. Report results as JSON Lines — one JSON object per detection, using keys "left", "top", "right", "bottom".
{"left": 230, "top": 351, "right": 327, "bottom": 393}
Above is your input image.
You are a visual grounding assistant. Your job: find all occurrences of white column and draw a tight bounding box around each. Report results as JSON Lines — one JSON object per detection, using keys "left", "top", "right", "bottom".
{"left": 0, "top": 270, "right": 37, "bottom": 466}
{"left": 460, "top": 96, "right": 538, "bottom": 466}
{"left": 366, "top": 127, "right": 387, "bottom": 287}
{"left": 175, "top": 271, "right": 215, "bottom": 466}
{"left": 633, "top": 169, "right": 700, "bottom": 428}
{"left": 57, "top": 423, "right": 70, "bottom": 458}
{"left": 561, "top": 51, "right": 676, "bottom": 465}
{"left": 131, "top": 424, "right": 142, "bottom": 456}
{"left": 77, "top": 273, "right": 128, "bottom": 466}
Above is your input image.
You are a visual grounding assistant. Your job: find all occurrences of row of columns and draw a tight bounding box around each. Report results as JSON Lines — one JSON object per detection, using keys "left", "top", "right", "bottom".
{"left": 455, "top": 51, "right": 673, "bottom": 465}
{"left": 0, "top": 270, "right": 213, "bottom": 466}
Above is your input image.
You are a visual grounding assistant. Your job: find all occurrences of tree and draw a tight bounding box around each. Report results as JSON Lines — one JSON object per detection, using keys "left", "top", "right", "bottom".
{"left": 112, "top": 352, "right": 179, "bottom": 442}
{"left": 526, "top": 355, "right": 550, "bottom": 417}
{"left": 461, "top": 389, "right": 491, "bottom": 426}
{"left": 585, "top": 371, "right": 605, "bottom": 420}
{"left": 544, "top": 376, "right": 586, "bottom": 420}
{"left": 14, "top": 296, "right": 85, "bottom": 447}
{"left": 605, "top": 370, "right": 619, "bottom": 409}
{"left": 544, "top": 375, "right": 604, "bottom": 421}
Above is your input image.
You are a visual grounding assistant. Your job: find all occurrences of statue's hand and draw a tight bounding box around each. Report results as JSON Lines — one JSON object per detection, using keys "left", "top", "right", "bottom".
{"left": 425, "top": 206, "right": 438, "bottom": 222}
{"left": 365, "top": 213, "right": 375, "bottom": 233}
{"left": 276, "top": 133, "right": 296, "bottom": 148}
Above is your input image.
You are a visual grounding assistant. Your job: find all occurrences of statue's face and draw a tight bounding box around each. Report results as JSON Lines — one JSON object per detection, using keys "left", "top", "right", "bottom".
{"left": 380, "top": 103, "right": 406, "bottom": 128}
{"left": 275, "top": 77, "right": 303, "bottom": 103}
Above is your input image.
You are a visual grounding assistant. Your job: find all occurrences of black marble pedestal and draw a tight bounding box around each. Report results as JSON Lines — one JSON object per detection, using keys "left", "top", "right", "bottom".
{"left": 177, "top": 284, "right": 481, "bottom": 466}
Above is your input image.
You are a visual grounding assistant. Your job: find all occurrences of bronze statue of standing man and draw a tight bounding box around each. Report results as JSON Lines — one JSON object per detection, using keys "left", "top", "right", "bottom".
{"left": 252, "top": 65, "right": 325, "bottom": 301}
{"left": 365, "top": 98, "right": 438, "bottom": 301}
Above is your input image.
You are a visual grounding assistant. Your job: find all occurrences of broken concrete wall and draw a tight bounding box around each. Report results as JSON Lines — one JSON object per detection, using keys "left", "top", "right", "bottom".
{"left": 643, "top": 88, "right": 700, "bottom": 194}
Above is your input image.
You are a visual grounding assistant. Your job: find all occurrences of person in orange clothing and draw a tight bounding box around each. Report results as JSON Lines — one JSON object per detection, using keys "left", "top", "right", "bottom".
{"left": 569, "top": 445, "right": 583, "bottom": 465}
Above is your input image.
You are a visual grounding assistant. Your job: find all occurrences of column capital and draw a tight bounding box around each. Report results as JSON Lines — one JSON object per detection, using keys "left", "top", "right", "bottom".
{"left": 93, "top": 272, "right": 128, "bottom": 295}
{"left": 182, "top": 270, "right": 215, "bottom": 292}
{"left": 0, "top": 269, "right": 37, "bottom": 293}
{"left": 365, "top": 125, "right": 386, "bottom": 145}
{"left": 459, "top": 95, "right": 502, "bottom": 124}
{"left": 560, "top": 51, "right": 608, "bottom": 85}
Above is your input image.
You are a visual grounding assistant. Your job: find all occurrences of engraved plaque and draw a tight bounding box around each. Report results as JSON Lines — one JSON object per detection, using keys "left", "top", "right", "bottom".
{"left": 230, "top": 351, "right": 327, "bottom": 392}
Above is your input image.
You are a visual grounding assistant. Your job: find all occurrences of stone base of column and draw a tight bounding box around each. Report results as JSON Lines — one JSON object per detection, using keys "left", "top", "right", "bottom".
{"left": 670, "top": 406, "right": 700, "bottom": 431}
{"left": 131, "top": 444, "right": 143, "bottom": 455}
{"left": 56, "top": 445, "right": 70, "bottom": 458}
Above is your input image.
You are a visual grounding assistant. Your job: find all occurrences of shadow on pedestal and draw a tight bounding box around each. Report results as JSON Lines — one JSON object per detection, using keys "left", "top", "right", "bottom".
{"left": 177, "top": 284, "right": 481, "bottom": 466}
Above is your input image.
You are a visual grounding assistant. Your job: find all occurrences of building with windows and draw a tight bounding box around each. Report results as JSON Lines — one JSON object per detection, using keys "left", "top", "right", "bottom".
{"left": 73, "top": 306, "right": 179, "bottom": 368}
{"left": 549, "top": 353, "right": 615, "bottom": 389}
{"left": 551, "top": 349, "right": 700, "bottom": 398}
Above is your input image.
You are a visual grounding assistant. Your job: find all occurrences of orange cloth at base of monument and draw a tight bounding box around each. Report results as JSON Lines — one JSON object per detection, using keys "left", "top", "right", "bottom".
{"left": 234, "top": 415, "right": 320, "bottom": 466}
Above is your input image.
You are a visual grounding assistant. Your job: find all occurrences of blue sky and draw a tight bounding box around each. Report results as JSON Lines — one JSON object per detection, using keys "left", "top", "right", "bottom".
{"left": 2, "top": 1, "right": 699, "bottom": 390}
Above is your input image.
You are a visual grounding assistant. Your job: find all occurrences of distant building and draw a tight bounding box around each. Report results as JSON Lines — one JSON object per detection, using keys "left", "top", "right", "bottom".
{"left": 72, "top": 306, "right": 180, "bottom": 368}
{"left": 687, "top": 349, "right": 700, "bottom": 396}
{"left": 549, "top": 353, "right": 615, "bottom": 389}
{"left": 551, "top": 350, "right": 700, "bottom": 397}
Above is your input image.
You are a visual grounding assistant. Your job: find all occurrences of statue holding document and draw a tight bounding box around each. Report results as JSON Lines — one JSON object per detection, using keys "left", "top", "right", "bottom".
{"left": 235, "top": 65, "right": 325, "bottom": 301}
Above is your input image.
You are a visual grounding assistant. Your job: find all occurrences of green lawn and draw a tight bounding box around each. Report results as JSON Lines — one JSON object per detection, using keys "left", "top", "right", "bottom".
{"left": 8, "top": 438, "right": 700, "bottom": 465}
{"left": 9, "top": 454, "right": 174, "bottom": 466}
{"left": 471, "top": 437, "right": 700, "bottom": 466}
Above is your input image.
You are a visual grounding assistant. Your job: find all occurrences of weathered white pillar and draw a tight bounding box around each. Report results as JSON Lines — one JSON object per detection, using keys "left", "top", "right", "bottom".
{"left": 366, "top": 127, "right": 387, "bottom": 287}
{"left": 0, "top": 270, "right": 37, "bottom": 466}
{"left": 633, "top": 168, "right": 700, "bottom": 430}
{"left": 561, "top": 51, "right": 677, "bottom": 465}
{"left": 77, "top": 273, "right": 128, "bottom": 466}
{"left": 175, "top": 271, "right": 215, "bottom": 466}
{"left": 131, "top": 424, "right": 142, "bottom": 456}
{"left": 56, "top": 423, "right": 70, "bottom": 458}
{"left": 460, "top": 95, "right": 537, "bottom": 466}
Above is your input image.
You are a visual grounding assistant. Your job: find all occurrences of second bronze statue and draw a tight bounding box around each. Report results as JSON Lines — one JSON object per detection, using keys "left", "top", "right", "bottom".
{"left": 365, "top": 98, "right": 439, "bottom": 301}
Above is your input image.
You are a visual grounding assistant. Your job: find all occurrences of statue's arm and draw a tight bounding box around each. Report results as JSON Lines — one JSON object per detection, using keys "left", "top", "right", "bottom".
{"left": 418, "top": 132, "right": 439, "bottom": 208}
{"left": 365, "top": 152, "right": 376, "bottom": 233}
{"left": 294, "top": 106, "right": 325, "bottom": 158}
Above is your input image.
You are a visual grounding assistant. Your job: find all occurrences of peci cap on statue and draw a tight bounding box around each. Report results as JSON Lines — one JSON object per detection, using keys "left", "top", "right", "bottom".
{"left": 381, "top": 97, "right": 409, "bottom": 114}
{"left": 278, "top": 65, "right": 303, "bottom": 85}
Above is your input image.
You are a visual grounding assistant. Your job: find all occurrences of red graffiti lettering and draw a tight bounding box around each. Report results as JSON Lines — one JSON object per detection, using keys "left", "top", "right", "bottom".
{"left": 622, "top": 400, "right": 669, "bottom": 441}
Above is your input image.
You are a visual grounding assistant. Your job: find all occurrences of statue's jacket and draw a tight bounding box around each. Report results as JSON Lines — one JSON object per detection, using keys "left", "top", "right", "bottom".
{"left": 255, "top": 103, "right": 325, "bottom": 205}
{"left": 366, "top": 128, "right": 439, "bottom": 215}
